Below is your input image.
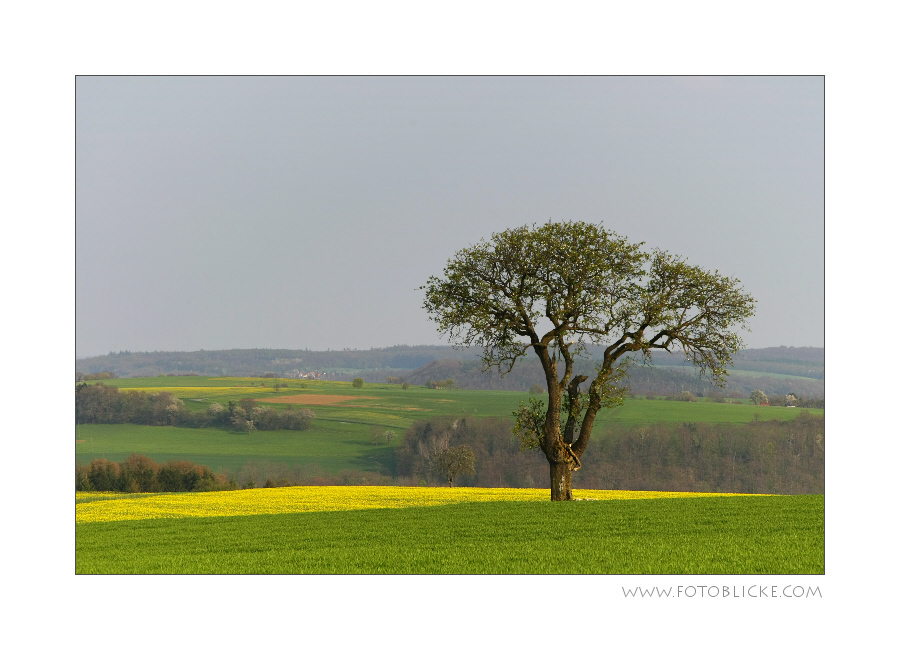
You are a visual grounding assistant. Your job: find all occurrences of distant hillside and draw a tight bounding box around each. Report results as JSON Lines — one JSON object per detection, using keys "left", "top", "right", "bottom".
{"left": 401, "top": 356, "right": 824, "bottom": 399}
{"left": 646, "top": 346, "right": 824, "bottom": 380}
{"left": 77, "top": 345, "right": 824, "bottom": 399}
{"left": 75, "top": 345, "right": 482, "bottom": 379}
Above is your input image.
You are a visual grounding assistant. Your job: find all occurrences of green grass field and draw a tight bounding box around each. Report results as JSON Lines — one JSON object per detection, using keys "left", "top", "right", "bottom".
{"left": 76, "top": 376, "right": 824, "bottom": 475}
{"left": 76, "top": 491, "right": 824, "bottom": 574}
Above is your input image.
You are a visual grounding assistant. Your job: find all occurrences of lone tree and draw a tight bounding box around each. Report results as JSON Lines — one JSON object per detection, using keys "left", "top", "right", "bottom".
{"left": 433, "top": 444, "right": 476, "bottom": 487}
{"left": 422, "top": 221, "right": 755, "bottom": 500}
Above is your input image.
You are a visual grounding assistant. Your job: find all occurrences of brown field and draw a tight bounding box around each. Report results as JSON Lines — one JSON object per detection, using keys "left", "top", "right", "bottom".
{"left": 258, "top": 394, "right": 379, "bottom": 406}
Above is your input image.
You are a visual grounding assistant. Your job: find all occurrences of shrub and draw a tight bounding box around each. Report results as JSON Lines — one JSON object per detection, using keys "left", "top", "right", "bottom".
{"left": 157, "top": 460, "right": 203, "bottom": 492}
{"left": 667, "top": 391, "right": 697, "bottom": 402}
{"left": 88, "top": 459, "right": 120, "bottom": 491}
{"left": 353, "top": 378, "right": 364, "bottom": 388}
{"left": 252, "top": 406, "right": 282, "bottom": 430}
{"left": 120, "top": 454, "right": 160, "bottom": 492}
{"left": 281, "top": 406, "right": 315, "bottom": 430}
{"left": 75, "top": 464, "right": 92, "bottom": 491}
{"left": 237, "top": 398, "right": 258, "bottom": 414}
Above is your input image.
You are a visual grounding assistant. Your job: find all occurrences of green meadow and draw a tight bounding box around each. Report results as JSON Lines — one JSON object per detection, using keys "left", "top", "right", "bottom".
{"left": 76, "top": 494, "right": 824, "bottom": 574}
{"left": 76, "top": 376, "right": 823, "bottom": 476}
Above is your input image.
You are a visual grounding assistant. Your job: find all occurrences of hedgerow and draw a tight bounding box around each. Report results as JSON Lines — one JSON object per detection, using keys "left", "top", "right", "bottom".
{"left": 75, "top": 383, "right": 315, "bottom": 432}
{"left": 76, "top": 455, "right": 237, "bottom": 493}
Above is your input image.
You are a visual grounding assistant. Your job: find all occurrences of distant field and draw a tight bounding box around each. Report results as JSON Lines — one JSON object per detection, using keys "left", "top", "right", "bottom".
{"left": 76, "top": 376, "right": 824, "bottom": 475}
{"left": 75, "top": 487, "right": 824, "bottom": 574}
{"left": 75, "top": 422, "right": 396, "bottom": 475}
{"left": 85, "top": 376, "right": 822, "bottom": 423}
{"left": 724, "top": 368, "right": 822, "bottom": 382}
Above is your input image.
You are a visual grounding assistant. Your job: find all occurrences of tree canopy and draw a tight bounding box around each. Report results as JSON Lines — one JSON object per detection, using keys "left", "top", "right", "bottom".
{"left": 433, "top": 444, "right": 476, "bottom": 487}
{"left": 422, "top": 221, "right": 755, "bottom": 500}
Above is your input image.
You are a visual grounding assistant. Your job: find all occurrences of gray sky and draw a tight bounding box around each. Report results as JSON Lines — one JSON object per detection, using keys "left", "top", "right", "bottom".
{"left": 76, "top": 76, "right": 823, "bottom": 358}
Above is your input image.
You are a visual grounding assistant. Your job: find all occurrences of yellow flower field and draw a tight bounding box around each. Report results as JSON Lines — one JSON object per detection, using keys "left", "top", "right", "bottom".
{"left": 76, "top": 486, "right": 758, "bottom": 524}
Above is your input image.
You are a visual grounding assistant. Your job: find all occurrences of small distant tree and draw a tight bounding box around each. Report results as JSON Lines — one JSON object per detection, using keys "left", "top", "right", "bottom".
{"left": 750, "top": 389, "right": 769, "bottom": 405}
{"left": 529, "top": 383, "right": 546, "bottom": 395}
{"left": 433, "top": 445, "right": 476, "bottom": 487}
{"left": 371, "top": 427, "right": 397, "bottom": 445}
{"left": 353, "top": 378, "right": 364, "bottom": 388}
{"left": 785, "top": 393, "right": 799, "bottom": 407}
{"left": 230, "top": 406, "right": 255, "bottom": 432}
{"left": 402, "top": 382, "right": 410, "bottom": 390}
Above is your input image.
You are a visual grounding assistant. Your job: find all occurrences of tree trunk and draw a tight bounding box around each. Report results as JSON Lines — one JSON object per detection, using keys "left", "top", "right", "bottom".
{"left": 549, "top": 460, "right": 574, "bottom": 501}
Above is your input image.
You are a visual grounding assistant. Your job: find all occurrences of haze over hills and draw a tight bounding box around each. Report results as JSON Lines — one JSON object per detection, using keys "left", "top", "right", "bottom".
{"left": 76, "top": 345, "right": 824, "bottom": 399}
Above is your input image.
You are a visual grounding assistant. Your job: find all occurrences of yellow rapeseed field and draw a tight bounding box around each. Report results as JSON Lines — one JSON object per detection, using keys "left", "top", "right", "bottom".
{"left": 76, "top": 486, "right": 754, "bottom": 524}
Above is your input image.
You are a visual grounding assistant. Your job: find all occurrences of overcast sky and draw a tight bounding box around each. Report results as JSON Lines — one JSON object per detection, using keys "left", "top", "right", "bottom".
{"left": 76, "top": 76, "right": 823, "bottom": 358}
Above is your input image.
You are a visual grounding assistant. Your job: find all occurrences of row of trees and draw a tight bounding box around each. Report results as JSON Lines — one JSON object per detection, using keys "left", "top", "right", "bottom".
{"left": 76, "top": 382, "right": 185, "bottom": 425}
{"left": 394, "top": 413, "right": 824, "bottom": 494}
{"left": 210, "top": 399, "right": 316, "bottom": 432}
{"left": 424, "top": 378, "right": 455, "bottom": 389}
{"left": 77, "top": 456, "right": 395, "bottom": 493}
{"left": 748, "top": 390, "right": 823, "bottom": 408}
{"left": 75, "top": 371, "right": 118, "bottom": 381}
{"left": 76, "top": 455, "right": 234, "bottom": 492}
{"left": 75, "top": 383, "right": 315, "bottom": 432}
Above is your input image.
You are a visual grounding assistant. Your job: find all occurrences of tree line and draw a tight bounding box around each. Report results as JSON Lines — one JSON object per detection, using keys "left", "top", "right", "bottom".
{"left": 394, "top": 413, "right": 824, "bottom": 494}
{"left": 77, "top": 455, "right": 235, "bottom": 492}
{"left": 75, "top": 383, "right": 315, "bottom": 432}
